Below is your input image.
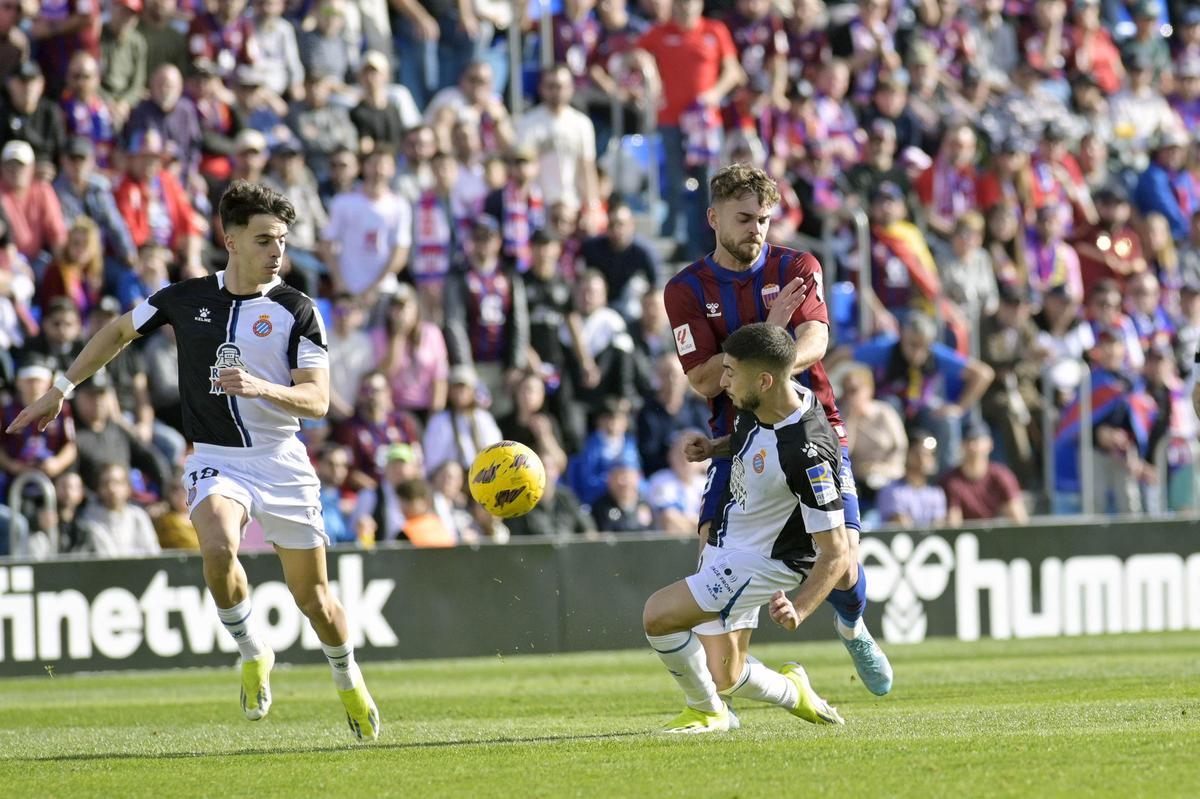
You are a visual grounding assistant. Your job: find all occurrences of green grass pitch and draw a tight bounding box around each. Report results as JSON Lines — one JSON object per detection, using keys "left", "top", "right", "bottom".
{"left": 2, "top": 632, "right": 1198, "bottom": 798}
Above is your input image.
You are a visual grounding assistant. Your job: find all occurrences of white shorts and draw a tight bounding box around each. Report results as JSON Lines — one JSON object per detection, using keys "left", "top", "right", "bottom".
{"left": 687, "top": 544, "right": 809, "bottom": 635}
{"left": 183, "top": 437, "right": 329, "bottom": 550}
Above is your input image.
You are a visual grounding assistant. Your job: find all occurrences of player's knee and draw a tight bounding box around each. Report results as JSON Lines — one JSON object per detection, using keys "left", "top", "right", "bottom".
{"left": 200, "top": 542, "right": 238, "bottom": 575}
{"left": 294, "top": 585, "right": 337, "bottom": 624}
{"left": 642, "top": 599, "right": 668, "bottom": 637}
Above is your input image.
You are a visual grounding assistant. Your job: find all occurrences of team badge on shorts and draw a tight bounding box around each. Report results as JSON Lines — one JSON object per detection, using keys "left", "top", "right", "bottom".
{"left": 806, "top": 461, "right": 837, "bottom": 504}
{"left": 253, "top": 315, "right": 273, "bottom": 337}
{"left": 761, "top": 283, "right": 780, "bottom": 308}
{"left": 187, "top": 485, "right": 197, "bottom": 506}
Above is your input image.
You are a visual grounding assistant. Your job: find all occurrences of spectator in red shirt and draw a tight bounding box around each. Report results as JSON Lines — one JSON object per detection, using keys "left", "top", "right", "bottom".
{"left": 1066, "top": 0, "right": 1123, "bottom": 95}
{"left": 1072, "top": 183, "right": 1147, "bottom": 297}
{"left": 113, "top": 128, "right": 203, "bottom": 275}
{"left": 941, "top": 420, "right": 1027, "bottom": 525}
{"left": 914, "top": 121, "right": 981, "bottom": 242}
{"left": 637, "top": 0, "right": 743, "bottom": 258}
{"left": 0, "top": 139, "right": 67, "bottom": 270}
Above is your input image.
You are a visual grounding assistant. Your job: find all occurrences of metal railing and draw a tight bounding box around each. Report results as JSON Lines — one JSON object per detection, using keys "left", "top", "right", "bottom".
{"left": 6, "top": 471, "right": 58, "bottom": 556}
{"left": 1041, "top": 359, "right": 1094, "bottom": 515}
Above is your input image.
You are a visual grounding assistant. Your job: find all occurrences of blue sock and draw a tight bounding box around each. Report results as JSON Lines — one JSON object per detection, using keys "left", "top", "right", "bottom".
{"left": 825, "top": 564, "right": 867, "bottom": 626}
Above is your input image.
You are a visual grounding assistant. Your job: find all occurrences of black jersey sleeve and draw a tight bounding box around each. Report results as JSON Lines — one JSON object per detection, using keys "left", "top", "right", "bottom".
{"left": 778, "top": 409, "right": 845, "bottom": 535}
{"left": 130, "top": 281, "right": 188, "bottom": 335}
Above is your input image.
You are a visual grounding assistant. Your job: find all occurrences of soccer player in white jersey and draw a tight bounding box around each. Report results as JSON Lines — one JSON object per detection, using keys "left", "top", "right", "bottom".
{"left": 8, "top": 181, "right": 381, "bottom": 740}
{"left": 643, "top": 323, "right": 850, "bottom": 733}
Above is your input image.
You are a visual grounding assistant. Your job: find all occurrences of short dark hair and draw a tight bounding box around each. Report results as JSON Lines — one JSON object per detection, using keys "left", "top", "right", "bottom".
{"left": 709, "top": 162, "right": 781, "bottom": 208}
{"left": 394, "top": 478, "right": 432, "bottom": 504}
{"left": 218, "top": 180, "right": 296, "bottom": 231}
{"left": 722, "top": 323, "right": 796, "bottom": 375}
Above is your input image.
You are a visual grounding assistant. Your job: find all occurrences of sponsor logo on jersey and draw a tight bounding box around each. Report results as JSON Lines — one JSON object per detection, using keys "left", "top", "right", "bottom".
{"left": 673, "top": 324, "right": 696, "bottom": 356}
{"left": 752, "top": 449, "right": 767, "bottom": 474}
{"left": 802, "top": 441, "right": 819, "bottom": 459}
{"left": 761, "top": 283, "right": 780, "bottom": 309}
{"left": 209, "top": 342, "right": 245, "bottom": 395}
{"left": 805, "top": 461, "right": 837, "bottom": 505}
{"left": 252, "top": 314, "right": 273, "bottom": 337}
{"left": 705, "top": 302, "right": 722, "bottom": 318}
{"left": 194, "top": 307, "right": 212, "bottom": 324}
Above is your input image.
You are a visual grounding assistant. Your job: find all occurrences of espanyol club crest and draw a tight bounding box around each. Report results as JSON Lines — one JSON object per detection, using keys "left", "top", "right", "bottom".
{"left": 752, "top": 449, "right": 767, "bottom": 474}
{"left": 761, "top": 283, "right": 780, "bottom": 309}
{"left": 253, "top": 314, "right": 273, "bottom": 337}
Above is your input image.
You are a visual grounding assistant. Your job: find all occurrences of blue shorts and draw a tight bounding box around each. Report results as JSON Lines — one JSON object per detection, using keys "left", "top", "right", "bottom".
{"left": 698, "top": 446, "right": 860, "bottom": 533}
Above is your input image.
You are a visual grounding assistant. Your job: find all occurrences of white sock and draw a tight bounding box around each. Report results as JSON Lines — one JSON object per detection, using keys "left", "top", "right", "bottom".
{"left": 217, "top": 598, "right": 266, "bottom": 661}
{"left": 646, "top": 631, "right": 722, "bottom": 713}
{"left": 727, "top": 661, "right": 798, "bottom": 709}
{"left": 321, "top": 641, "right": 359, "bottom": 691}
{"left": 836, "top": 615, "right": 865, "bottom": 640}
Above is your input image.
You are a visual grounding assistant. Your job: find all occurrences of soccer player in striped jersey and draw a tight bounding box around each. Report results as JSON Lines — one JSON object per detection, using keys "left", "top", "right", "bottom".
{"left": 643, "top": 324, "right": 848, "bottom": 732}
{"left": 663, "top": 163, "right": 892, "bottom": 699}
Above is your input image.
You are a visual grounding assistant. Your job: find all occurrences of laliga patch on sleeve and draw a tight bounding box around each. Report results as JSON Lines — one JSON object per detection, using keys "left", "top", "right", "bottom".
{"left": 805, "top": 461, "right": 837, "bottom": 505}
{"left": 674, "top": 323, "right": 697, "bottom": 356}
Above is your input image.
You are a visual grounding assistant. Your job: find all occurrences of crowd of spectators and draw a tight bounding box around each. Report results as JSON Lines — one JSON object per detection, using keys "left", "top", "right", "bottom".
{"left": 1, "top": 0, "right": 1199, "bottom": 557}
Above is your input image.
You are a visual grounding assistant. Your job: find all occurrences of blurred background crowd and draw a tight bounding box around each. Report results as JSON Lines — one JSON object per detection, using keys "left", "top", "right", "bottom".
{"left": 2, "top": 0, "right": 1199, "bottom": 558}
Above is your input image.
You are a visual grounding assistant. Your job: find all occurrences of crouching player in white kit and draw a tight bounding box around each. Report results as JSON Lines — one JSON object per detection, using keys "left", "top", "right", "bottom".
{"left": 7, "top": 181, "right": 380, "bottom": 740}
{"left": 643, "top": 323, "right": 851, "bottom": 732}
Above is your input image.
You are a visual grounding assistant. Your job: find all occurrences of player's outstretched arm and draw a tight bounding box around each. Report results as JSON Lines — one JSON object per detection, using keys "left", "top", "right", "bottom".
{"left": 215, "top": 366, "right": 330, "bottom": 419}
{"left": 6, "top": 311, "right": 141, "bottom": 434}
{"left": 768, "top": 524, "right": 851, "bottom": 631}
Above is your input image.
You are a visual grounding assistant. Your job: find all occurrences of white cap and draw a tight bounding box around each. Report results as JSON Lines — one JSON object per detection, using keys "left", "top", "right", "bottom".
{"left": 2, "top": 139, "right": 34, "bottom": 165}
{"left": 235, "top": 129, "right": 268, "bottom": 153}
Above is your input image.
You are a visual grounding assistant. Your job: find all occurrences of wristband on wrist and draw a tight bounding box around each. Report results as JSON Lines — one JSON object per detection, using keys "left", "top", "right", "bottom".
{"left": 53, "top": 375, "right": 75, "bottom": 398}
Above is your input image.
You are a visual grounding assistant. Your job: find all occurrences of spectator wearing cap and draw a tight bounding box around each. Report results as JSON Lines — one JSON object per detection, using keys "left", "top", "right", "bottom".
{"left": 333, "top": 369, "right": 423, "bottom": 491}
{"left": 60, "top": 53, "right": 116, "bottom": 170}
{"left": 566, "top": 395, "right": 641, "bottom": 507}
{"left": 481, "top": 146, "right": 545, "bottom": 273}
{"left": 0, "top": 358, "right": 77, "bottom": 496}
{"left": 30, "top": 0, "right": 101, "bottom": 102}
{"left": 113, "top": 129, "right": 203, "bottom": 276}
{"left": 1026, "top": 204, "right": 1084, "bottom": 305}
{"left": 138, "top": 0, "right": 190, "bottom": 78}
{"left": 1134, "top": 128, "right": 1197, "bottom": 242}
{"left": 371, "top": 284, "right": 449, "bottom": 417}
{"left": 443, "top": 213, "right": 529, "bottom": 417}
{"left": 351, "top": 51, "right": 418, "bottom": 155}
{"left": 0, "top": 63, "right": 67, "bottom": 168}
{"left": 0, "top": 139, "right": 67, "bottom": 270}
{"left": 53, "top": 137, "right": 138, "bottom": 271}
{"left": 635, "top": 0, "right": 744, "bottom": 256}
{"left": 320, "top": 145, "right": 412, "bottom": 302}
{"left": 263, "top": 138, "right": 327, "bottom": 291}
{"left": 38, "top": 216, "right": 102, "bottom": 319}
{"left": 0, "top": 0, "right": 29, "bottom": 83}
{"left": 591, "top": 457, "right": 655, "bottom": 534}
{"left": 941, "top": 421, "right": 1027, "bottom": 524}
{"left": 286, "top": 71, "right": 359, "bottom": 183}
{"left": 424, "top": 60, "right": 514, "bottom": 160}
{"left": 979, "top": 284, "right": 1043, "bottom": 486}
{"left": 126, "top": 65, "right": 203, "bottom": 181}
{"left": 100, "top": 0, "right": 148, "bottom": 130}
{"left": 506, "top": 449, "right": 595, "bottom": 537}
{"left": 186, "top": 0, "right": 257, "bottom": 82}
{"left": 1072, "top": 183, "right": 1146, "bottom": 296}
{"left": 1121, "top": 0, "right": 1172, "bottom": 84}
{"left": 76, "top": 463, "right": 162, "bottom": 557}
{"left": 1066, "top": 0, "right": 1123, "bottom": 95}
{"left": 840, "top": 362, "right": 907, "bottom": 504}
{"left": 851, "top": 313, "right": 995, "bottom": 474}
{"left": 1109, "top": 51, "right": 1178, "bottom": 158}
{"left": 252, "top": 0, "right": 306, "bottom": 104}
{"left": 515, "top": 64, "right": 602, "bottom": 231}
{"left": 915, "top": 122, "right": 980, "bottom": 242}
{"left": 1169, "top": 58, "right": 1200, "bottom": 132}
{"left": 876, "top": 432, "right": 946, "bottom": 528}
{"left": 71, "top": 369, "right": 172, "bottom": 498}
{"left": 356, "top": 441, "right": 425, "bottom": 542}
{"left": 421, "top": 365, "right": 503, "bottom": 478}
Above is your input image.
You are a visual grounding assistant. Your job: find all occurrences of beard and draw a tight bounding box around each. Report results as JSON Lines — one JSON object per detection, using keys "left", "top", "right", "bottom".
{"left": 719, "top": 231, "right": 763, "bottom": 265}
{"left": 731, "top": 390, "right": 760, "bottom": 413}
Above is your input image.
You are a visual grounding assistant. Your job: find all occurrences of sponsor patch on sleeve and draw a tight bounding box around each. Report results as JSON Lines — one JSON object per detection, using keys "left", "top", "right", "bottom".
{"left": 673, "top": 323, "right": 696, "bottom": 356}
{"left": 805, "top": 461, "right": 837, "bottom": 505}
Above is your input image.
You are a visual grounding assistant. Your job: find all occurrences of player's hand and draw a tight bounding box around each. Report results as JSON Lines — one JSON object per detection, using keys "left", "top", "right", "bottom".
{"left": 764, "top": 277, "right": 807, "bottom": 328}
{"left": 682, "top": 431, "right": 713, "bottom": 462}
{"left": 768, "top": 590, "right": 801, "bottom": 631}
{"left": 5, "top": 389, "right": 65, "bottom": 434}
{"left": 215, "top": 368, "right": 265, "bottom": 399}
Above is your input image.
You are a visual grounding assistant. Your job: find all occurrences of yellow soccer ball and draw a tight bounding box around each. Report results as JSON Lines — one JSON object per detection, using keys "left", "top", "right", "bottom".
{"left": 468, "top": 440, "right": 546, "bottom": 518}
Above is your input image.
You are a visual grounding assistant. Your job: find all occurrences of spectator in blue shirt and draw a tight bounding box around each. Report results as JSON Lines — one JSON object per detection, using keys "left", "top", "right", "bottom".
{"left": 1134, "top": 128, "right": 1197, "bottom": 242}
{"left": 566, "top": 396, "right": 642, "bottom": 507}
{"left": 852, "top": 313, "right": 994, "bottom": 473}
{"left": 52, "top": 137, "right": 138, "bottom": 274}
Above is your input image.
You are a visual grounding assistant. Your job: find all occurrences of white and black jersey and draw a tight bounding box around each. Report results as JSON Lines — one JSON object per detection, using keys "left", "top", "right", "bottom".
{"left": 709, "top": 384, "right": 845, "bottom": 572}
{"left": 131, "top": 271, "right": 328, "bottom": 448}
